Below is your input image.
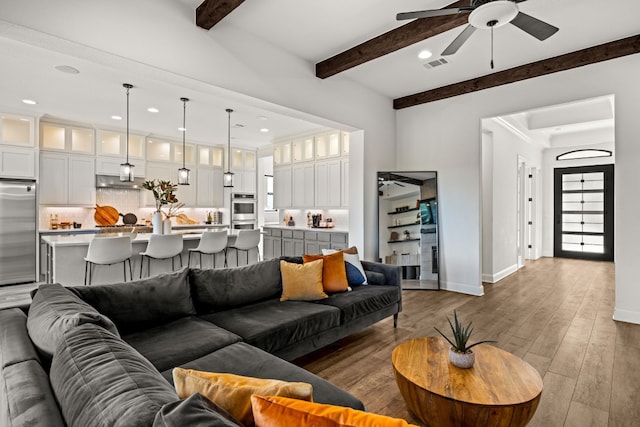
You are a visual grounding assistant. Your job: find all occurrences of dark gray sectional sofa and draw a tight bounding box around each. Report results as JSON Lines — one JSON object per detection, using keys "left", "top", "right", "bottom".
{"left": 0, "top": 257, "right": 401, "bottom": 427}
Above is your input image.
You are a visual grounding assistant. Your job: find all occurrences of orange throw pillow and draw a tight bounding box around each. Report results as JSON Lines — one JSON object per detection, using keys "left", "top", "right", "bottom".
{"left": 280, "top": 259, "right": 328, "bottom": 301}
{"left": 172, "top": 368, "right": 313, "bottom": 426}
{"left": 303, "top": 251, "right": 349, "bottom": 293}
{"left": 251, "top": 395, "right": 420, "bottom": 427}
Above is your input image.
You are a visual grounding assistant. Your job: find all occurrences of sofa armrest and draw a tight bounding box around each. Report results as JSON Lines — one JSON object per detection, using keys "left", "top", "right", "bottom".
{"left": 361, "top": 261, "right": 401, "bottom": 287}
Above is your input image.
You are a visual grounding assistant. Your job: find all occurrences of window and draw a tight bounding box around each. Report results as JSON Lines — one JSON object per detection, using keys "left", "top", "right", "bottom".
{"left": 556, "top": 149, "right": 612, "bottom": 161}
{"left": 264, "top": 175, "right": 274, "bottom": 211}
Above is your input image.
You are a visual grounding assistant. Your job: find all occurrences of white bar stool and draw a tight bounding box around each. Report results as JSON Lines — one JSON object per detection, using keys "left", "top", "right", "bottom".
{"left": 188, "top": 230, "right": 228, "bottom": 269}
{"left": 139, "top": 234, "right": 183, "bottom": 278}
{"left": 84, "top": 236, "right": 133, "bottom": 285}
{"left": 227, "top": 229, "right": 261, "bottom": 267}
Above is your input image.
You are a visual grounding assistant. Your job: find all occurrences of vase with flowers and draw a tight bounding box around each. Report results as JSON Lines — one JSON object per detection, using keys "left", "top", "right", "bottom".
{"left": 143, "top": 179, "right": 180, "bottom": 234}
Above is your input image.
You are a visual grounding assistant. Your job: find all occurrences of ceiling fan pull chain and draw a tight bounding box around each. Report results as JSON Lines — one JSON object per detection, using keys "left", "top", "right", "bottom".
{"left": 490, "top": 25, "right": 494, "bottom": 69}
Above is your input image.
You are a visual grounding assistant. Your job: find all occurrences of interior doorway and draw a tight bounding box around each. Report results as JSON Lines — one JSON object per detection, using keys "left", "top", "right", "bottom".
{"left": 554, "top": 164, "right": 614, "bottom": 261}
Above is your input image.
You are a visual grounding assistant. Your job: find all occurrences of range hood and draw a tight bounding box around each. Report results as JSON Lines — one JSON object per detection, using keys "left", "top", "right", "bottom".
{"left": 95, "top": 174, "right": 145, "bottom": 189}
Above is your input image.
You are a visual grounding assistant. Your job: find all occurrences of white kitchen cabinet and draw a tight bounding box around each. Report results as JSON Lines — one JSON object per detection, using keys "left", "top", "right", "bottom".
{"left": 146, "top": 137, "right": 173, "bottom": 162}
{"left": 273, "top": 142, "right": 291, "bottom": 166}
{"left": 273, "top": 166, "right": 292, "bottom": 208}
{"left": 0, "top": 146, "right": 36, "bottom": 178}
{"left": 96, "top": 156, "right": 146, "bottom": 178}
{"left": 96, "top": 129, "right": 145, "bottom": 159}
{"left": 143, "top": 162, "right": 174, "bottom": 207}
{"left": 292, "top": 137, "right": 314, "bottom": 163}
{"left": 341, "top": 132, "right": 350, "bottom": 156}
{"left": 341, "top": 158, "right": 349, "bottom": 208}
{"left": 292, "top": 163, "right": 314, "bottom": 208}
{"left": 233, "top": 170, "right": 256, "bottom": 194}
{"left": 315, "top": 159, "right": 341, "bottom": 208}
{"left": 197, "top": 168, "right": 224, "bottom": 207}
{"left": 315, "top": 131, "right": 341, "bottom": 159}
{"left": 230, "top": 148, "right": 257, "bottom": 194}
{"left": 198, "top": 146, "right": 224, "bottom": 168}
{"left": 40, "top": 152, "right": 95, "bottom": 206}
{"left": 1, "top": 114, "right": 35, "bottom": 147}
{"left": 41, "top": 122, "right": 94, "bottom": 154}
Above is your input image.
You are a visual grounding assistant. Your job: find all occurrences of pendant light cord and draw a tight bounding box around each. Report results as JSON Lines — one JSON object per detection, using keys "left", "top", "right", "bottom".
{"left": 226, "top": 108, "right": 233, "bottom": 173}
{"left": 125, "top": 85, "right": 130, "bottom": 163}
{"left": 182, "top": 98, "right": 187, "bottom": 169}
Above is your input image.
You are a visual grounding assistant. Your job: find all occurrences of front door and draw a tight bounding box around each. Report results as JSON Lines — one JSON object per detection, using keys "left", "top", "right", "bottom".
{"left": 554, "top": 164, "right": 614, "bottom": 261}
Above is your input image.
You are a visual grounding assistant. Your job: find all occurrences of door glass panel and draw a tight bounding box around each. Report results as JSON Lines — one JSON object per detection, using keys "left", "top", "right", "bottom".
{"left": 42, "top": 124, "right": 66, "bottom": 150}
{"left": 100, "top": 131, "right": 121, "bottom": 155}
{"left": 71, "top": 128, "right": 94, "bottom": 153}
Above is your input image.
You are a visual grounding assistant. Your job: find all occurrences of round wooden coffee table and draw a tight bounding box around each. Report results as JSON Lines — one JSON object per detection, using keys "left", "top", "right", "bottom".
{"left": 392, "top": 337, "right": 543, "bottom": 427}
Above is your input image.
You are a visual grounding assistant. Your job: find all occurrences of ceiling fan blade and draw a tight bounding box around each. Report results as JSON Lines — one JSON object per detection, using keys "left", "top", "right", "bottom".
{"left": 442, "top": 24, "right": 476, "bottom": 56}
{"left": 394, "top": 182, "right": 406, "bottom": 187}
{"left": 510, "top": 12, "right": 559, "bottom": 41}
{"left": 396, "top": 7, "right": 471, "bottom": 21}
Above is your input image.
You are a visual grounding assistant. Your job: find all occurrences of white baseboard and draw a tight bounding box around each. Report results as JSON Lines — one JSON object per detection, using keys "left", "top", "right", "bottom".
{"left": 441, "top": 280, "right": 484, "bottom": 296}
{"left": 613, "top": 308, "right": 640, "bottom": 325}
{"left": 481, "top": 264, "right": 518, "bottom": 284}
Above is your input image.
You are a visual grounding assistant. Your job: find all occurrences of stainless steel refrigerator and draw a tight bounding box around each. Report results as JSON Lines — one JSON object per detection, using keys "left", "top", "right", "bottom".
{"left": 0, "top": 179, "right": 37, "bottom": 285}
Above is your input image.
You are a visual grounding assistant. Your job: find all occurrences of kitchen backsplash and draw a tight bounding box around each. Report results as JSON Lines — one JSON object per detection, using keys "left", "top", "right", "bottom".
{"left": 39, "top": 187, "right": 228, "bottom": 229}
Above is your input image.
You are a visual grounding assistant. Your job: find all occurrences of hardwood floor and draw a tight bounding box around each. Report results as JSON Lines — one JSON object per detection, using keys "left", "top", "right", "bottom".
{"left": 296, "top": 257, "right": 640, "bottom": 426}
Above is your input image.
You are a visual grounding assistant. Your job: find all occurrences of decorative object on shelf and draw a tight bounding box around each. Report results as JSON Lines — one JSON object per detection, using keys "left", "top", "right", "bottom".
{"left": 434, "top": 310, "right": 495, "bottom": 369}
{"left": 403, "top": 230, "right": 411, "bottom": 240}
{"left": 177, "top": 97, "right": 190, "bottom": 185}
{"left": 223, "top": 108, "right": 234, "bottom": 188}
{"left": 390, "top": 231, "right": 399, "bottom": 241}
{"left": 119, "top": 83, "right": 135, "bottom": 182}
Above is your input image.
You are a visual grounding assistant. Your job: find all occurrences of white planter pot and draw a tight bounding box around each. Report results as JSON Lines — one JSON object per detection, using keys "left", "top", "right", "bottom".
{"left": 449, "top": 348, "right": 475, "bottom": 369}
{"left": 152, "top": 211, "right": 163, "bottom": 235}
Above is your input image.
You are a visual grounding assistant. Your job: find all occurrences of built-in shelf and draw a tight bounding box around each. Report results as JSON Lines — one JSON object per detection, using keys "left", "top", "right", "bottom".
{"left": 388, "top": 207, "right": 419, "bottom": 215}
{"left": 388, "top": 222, "right": 420, "bottom": 229}
{"left": 387, "top": 238, "right": 421, "bottom": 243}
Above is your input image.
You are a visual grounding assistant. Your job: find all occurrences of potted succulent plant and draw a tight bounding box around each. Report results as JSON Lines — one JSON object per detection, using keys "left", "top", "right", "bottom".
{"left": 434, "top": 310, "right": 495, "bottom": 369}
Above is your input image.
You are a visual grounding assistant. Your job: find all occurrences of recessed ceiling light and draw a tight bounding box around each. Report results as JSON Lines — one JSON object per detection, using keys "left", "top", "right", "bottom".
{"left": 54, "top": 65, "right": 80, "bottom": 74}
{"left": 418, "top": 50, "right": 433, "bottom": 60}
{"left": 22, "top": 99, "right": 37, "bottom": 105}
{"left": 111, "top": 115, "right": 122, "bottom": 120}
{"left": 260, "top": 128, "right": 269, "bottom": 133}
{"left": 147, "top": 107, "right": 159, "bottom": 113}
{"left": 178, "top": 127, "right": 186, "bottom": 131}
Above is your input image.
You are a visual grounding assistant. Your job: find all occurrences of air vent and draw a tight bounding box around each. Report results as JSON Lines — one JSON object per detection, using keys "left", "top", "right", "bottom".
{"left": 423, "top": 58, "right": 449, "bottom": 69}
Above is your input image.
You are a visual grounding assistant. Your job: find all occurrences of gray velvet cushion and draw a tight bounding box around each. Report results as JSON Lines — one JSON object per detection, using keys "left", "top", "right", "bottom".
{"left": 69, "top": 268, "right": 196, "bottom": 335}
{"left": 123, "top": 317, "right": 242, "bottom": 372}
{"left": 50, "top": 323, "right": 177, "bottom": 427}
{"left": 153, "top": 393, "right": 242, "bottom": 427}
{"left": 189, "top": 258, "right": 282, "bottom": 313}
{"left": 1, "top": 359, "right": 65, "bottom": 427}
{"left": 160, "top": 342, "right": 365, "bottom": 411}
{"left": 364, "top": 270, "right": 386, "bottom": 286}
{"left": 26, "top": 283, "right": 119, "bottom": 363}
{"left": 201, "top": 299, "right": 341, "bottom": 354}
{"left": 311, "top": 285, "right": 401, "bottom": 323}
{"left": 0, "top": 308, "right": 40, "bottom": 368}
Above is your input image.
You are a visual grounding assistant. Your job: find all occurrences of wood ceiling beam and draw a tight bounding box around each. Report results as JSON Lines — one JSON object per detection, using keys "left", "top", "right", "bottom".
{"left": 393, "top": 34, "right": 640, "bottom": 109}
{"left": 196, "top": 0, "right": 245, "bottom": 30}
{"left": 315, "top": 1, "right": 469, "bottom": 79}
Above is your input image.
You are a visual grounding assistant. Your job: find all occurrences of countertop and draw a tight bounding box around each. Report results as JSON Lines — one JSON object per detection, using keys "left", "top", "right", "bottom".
{"left": 39, "top": 223, "right": 229, "bottom": 235}
{"left": 262, "top": 224, "right": 348, "bottom": 233}
{"left": 41, "top": 231, "right": 235, "bottom": 247}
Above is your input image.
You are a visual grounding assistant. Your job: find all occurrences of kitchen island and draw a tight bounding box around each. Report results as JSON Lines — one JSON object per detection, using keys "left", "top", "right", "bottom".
{"left": 41, "top": 230, "right": 242, "bottom": 286}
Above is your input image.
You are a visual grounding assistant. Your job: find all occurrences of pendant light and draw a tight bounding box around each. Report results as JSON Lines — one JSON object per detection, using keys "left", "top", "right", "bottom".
{"left": 223, "top": 108, "right": 234, "bottom": 188}
{"left": 178, "top": 97, "right": 190, "bottom": 185}
{"left": 119, "top": 83, "right": 135, "bottom": 182}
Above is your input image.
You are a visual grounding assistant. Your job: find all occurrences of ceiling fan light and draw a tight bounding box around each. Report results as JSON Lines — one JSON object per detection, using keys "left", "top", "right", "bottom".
{"left": 469, "top": 1, "right": 518, "bottom": 29}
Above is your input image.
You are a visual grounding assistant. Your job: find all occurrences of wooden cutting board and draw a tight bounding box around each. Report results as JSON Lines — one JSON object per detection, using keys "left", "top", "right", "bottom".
{"left": 94, "top": 204, "right": 119, "bottom": 226}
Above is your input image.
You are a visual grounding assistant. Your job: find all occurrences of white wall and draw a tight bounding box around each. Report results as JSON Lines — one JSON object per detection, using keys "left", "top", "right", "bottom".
{"left": 0, "top": 0, "right": 395, "bottom": 261}
{"left": 541, "top": 141, "right": 615, "bottom": 256}
{"left": 481, "top": 122, "right": 543, "bottom": 283}
{"left": 397, "top": 54, "right": 640, "bottom": 324}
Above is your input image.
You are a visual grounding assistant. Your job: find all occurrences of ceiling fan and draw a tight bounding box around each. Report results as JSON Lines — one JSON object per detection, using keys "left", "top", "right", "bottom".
{"left": 397, "top": 0, "right": 559, "bottom": 68}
